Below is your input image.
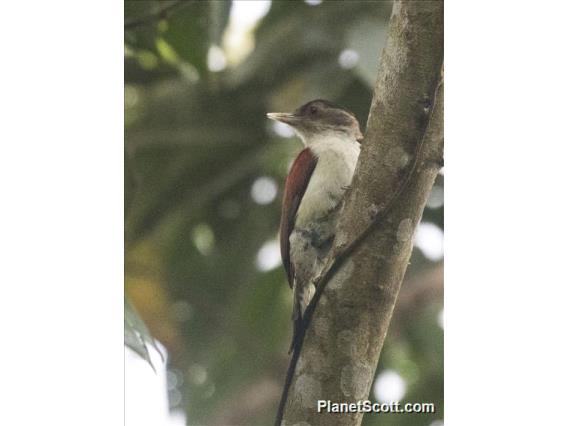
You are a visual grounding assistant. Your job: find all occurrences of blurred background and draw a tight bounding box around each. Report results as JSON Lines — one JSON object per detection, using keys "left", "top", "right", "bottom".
{"left": 124, "top": 1, "right": 443, "bottom": 425}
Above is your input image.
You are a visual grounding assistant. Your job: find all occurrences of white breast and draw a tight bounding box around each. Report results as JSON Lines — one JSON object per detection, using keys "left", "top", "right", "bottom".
{"left": 295, "top": 133, "right": 360, "bottom": 227}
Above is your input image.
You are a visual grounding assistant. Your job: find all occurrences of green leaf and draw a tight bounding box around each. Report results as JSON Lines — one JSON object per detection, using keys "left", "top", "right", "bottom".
{"left": 124, "top": 296, "right": 163, "bottom": 371}
{"left": 160, "top": 2, "right": 209, "bottom": 74}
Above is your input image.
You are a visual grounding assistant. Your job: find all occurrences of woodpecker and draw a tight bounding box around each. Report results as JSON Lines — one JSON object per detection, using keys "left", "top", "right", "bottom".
{"left": 267, "top": 99, "right": 363, "bottom": 352}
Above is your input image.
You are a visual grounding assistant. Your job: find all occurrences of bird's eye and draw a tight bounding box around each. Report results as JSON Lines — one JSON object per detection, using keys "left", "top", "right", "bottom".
{"left": 309, "top": 106, "right": 318, "bottom": 115}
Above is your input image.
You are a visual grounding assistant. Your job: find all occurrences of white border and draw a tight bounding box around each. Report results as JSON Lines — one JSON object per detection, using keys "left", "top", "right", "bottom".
{"left": 446, "top": 1, "right": 568, "bottom": 424}
{"left": 0, "top": 1, "right": 123, "bottom": 424}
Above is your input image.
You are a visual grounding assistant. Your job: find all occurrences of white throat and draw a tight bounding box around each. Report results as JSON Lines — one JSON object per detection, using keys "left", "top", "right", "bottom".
{"left": 294, "top": 131, "right": 360, "bottom": 227}
{"left": 303, "top": 131, "right": 359, "bottom": 157}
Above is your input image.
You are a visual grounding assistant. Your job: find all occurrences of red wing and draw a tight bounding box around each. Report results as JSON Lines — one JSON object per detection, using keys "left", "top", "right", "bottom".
{"left": 280, "top": 148, "right": 318, "bottom": 288}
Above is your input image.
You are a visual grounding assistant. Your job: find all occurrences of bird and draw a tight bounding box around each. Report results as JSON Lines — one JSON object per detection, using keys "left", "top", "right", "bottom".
{"left": 267, "top": 99, "right": 363, "bottom": 353}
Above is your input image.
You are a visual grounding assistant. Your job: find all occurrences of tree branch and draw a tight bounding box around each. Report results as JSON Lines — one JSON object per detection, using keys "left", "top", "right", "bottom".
{"left": 275, "top": 1, "right": 444, "bottom": 425}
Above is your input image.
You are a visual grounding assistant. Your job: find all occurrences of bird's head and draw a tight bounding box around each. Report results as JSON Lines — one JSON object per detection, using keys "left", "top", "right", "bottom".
{"left": 267, "top": 99, "right": 363, "bottom": 144}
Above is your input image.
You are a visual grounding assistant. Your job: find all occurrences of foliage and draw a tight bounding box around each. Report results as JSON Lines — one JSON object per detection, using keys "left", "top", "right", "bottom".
{"left": 125, "top": 296, "right": 162, "bottom": 371}
{"left": 125, "top": 1, "right": 443, "bottom": 425}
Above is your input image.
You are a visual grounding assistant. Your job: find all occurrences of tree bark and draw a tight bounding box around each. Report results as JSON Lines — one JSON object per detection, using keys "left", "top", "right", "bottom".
{"left": 280, "top": 1, "right": 444, "bottom": 425}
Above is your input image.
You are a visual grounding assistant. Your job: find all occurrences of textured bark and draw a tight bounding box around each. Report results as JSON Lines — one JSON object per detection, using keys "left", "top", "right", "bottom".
{"left": 280, "top": 1, "right": 444, "bottom": 425}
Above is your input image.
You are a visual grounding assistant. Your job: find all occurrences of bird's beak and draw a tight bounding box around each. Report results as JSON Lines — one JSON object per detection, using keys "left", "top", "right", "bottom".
{"left": 266, "top": 112, "right": 298, "bottom": 126}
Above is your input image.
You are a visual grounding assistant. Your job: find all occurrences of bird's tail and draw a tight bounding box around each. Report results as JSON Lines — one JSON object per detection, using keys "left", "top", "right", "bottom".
{"left": 289, "top": 287, "right": 303, "bottom": 354}
{"left": 289, "top": 281, "right": 315, "bottom": 354}
{"left": 288, "top": 320, "right": 303, "bottom": 354}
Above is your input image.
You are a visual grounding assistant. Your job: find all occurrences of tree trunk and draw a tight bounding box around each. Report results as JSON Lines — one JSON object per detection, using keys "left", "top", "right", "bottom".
{"left": 280, "top": 1, "right": 444, "bottom": 425}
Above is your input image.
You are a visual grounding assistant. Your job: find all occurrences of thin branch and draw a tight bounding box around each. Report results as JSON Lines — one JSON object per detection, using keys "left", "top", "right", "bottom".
{"left": 124, "top": 0, "right": 192, "bottom": 30}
